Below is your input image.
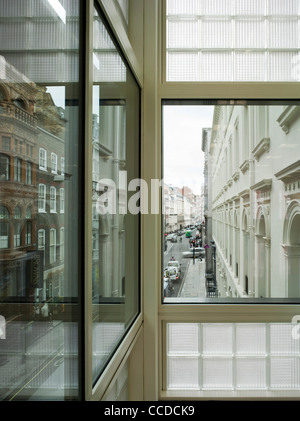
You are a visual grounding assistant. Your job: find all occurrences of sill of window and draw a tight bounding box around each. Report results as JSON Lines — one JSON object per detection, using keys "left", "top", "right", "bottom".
{"left": 160, "top": 390, "right": 300, "bottom": 400}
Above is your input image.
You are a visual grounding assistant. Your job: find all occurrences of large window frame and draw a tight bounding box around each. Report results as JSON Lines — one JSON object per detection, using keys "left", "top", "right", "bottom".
{"left": 152, "top": 0, "right": 300, "bottom": 401}
{"left": 84, "top": 0, "right": 143, "bottom": 401}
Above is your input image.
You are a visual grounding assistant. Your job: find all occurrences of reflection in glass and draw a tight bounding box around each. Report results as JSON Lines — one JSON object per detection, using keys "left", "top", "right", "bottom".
{"left": 163, "top": 102, "right": 300, "bottom": 303}
{"left": 91, "top": 6, "right": 140, "bottom": 384}
{"left": 0, "top": 0, "right": 80, "bottom": 400}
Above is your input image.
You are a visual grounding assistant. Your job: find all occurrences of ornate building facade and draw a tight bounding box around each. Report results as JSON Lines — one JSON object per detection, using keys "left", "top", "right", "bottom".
{"left": 210, "top": 104, "right": 300, "bottom": 298}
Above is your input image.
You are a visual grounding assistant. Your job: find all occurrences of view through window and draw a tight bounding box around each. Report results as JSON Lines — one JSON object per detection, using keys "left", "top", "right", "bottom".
{"left": 162, "top": 101, "right": 300, "bottom": 303}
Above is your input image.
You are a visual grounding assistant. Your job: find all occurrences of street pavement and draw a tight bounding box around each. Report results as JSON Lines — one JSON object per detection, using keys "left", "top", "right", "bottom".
{"left": 178, "top": 258, "right": 206, "bottom": 298}
{"left": 163, "top": 231, "right": 207, "bottom": 299}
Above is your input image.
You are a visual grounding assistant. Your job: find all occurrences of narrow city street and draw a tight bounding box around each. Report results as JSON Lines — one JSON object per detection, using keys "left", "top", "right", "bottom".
{"left": 163, "top": 229, "right": 206, "bottom": 299}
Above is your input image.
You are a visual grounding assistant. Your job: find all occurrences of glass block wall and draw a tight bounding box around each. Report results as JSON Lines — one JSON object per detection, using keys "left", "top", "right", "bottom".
{"left": 166, "top": 323, "right": 300, "bottom": 391}
{"left": 166, "top": 0, "right": 300, "bottom": 81}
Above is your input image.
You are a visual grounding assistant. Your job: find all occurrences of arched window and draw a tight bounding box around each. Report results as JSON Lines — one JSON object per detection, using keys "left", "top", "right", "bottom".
{"left": 14, "top": 98, "right": 26, "bottom": 110}
{"left": 25, "top": 207, "right": 32, "bottom": 219}
{"left": 13, "top": 206, "right": 21, "bottom": 219}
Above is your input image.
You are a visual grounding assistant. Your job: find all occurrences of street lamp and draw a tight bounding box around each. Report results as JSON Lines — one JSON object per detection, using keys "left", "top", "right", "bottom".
{"left": 210, "top": 241, "right": 216, "bottom": 286}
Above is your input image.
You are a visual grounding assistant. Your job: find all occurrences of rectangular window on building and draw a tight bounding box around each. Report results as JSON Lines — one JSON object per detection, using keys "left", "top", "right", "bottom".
{"left": 51, "top": 152, "right": 57, "bottom": 174}
{"left": 50, "top": 186, "right": 56, "bottom": 213}
{"left": 39, "top": 148, "right": 47, "bottom": 171}
{"left": 14, "top": 157, "right": 21, "bottom": 182}
{"left": 38, "top": 184, "right": 46, "bottom": 213}
{"left": 60, "top": 227, "right": 64, "bottom": 261}
{"left": 61, "top": 157, "right": 65, "bottom": 176}
{"left": 0, "top": 154, "right": 9, "bottom": 180}
{"left": 2, "top": 136, "right": 10, "bottom": 151}
{"left": 60, "top": 188, "right": 64, "bottom": 213}
{"left": 0, "top": 222, "right": 9, "bottom": 249}
{"left": 26, "top": 162, "right": 32, "bottom": 184}
{"left": 50, "top": 228, "right": 56, "bottom": 264}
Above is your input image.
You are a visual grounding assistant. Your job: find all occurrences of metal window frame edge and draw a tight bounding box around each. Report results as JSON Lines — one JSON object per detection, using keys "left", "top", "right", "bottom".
{"left": 84, "top": 0, "right": 144, "bottom": 401}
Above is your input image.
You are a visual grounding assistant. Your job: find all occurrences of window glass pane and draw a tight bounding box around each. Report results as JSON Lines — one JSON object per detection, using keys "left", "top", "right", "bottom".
{"left": 0, "top": 0, "right": 80, "bottom": 401}
{"left": 91, "top": 5, "right": 140, "bottom": 384}
{"left": 162, "top": 101, "right": 300, "bottom": 303}
{"left": 166, "top": 0, "right": 300, "bottom": 81}
{"left": 166, "top": 322, "right": 300, "bottom": 396}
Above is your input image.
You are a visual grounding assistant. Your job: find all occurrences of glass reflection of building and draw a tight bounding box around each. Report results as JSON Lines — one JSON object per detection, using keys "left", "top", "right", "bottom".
{"left": 0, "top": 61, "right": 67, "bottom": 303}
{"left": 0, "top": 0, "right": 80, "bottom": 401}
{"left": 0, "top": 60, "right": 39, "bottom": 301}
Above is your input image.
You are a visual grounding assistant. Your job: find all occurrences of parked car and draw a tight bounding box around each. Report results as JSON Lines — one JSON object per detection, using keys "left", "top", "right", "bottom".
{"left": 182, "top": 247, "right": 205, "bottom": 258}
{"left": 170, "top": 234, "right": 178, "bottom": 243}
{"left": 166, "top": 260, "right": 181, "bottom": 281}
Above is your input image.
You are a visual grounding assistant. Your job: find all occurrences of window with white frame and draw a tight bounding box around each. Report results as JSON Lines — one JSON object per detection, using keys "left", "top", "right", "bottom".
{"left": 38, "top": 229, "right": 45, "bottom": 264}
{"left": 161, "top": 0, "right": 300, "bottom": 401}
{"left": 51, "top": 153, "right": 57, "bottom": 174}
{"left": 39, "top": 148, "right": 47, "bottom": 171}
{"left": 61, "top": 157, "right": 65, "bottom": 176}
{"left": 50, "top": 186, "right": 56, "bottom": 213}
{"left": 38, "top": 184, "right": 46, "bottom": 212}
{"left": 50, "top": 228, "right": 56, "bottom": 264}
{"left": 60, "top": 188, "right": 64, "bottom": 213}
{"left": 60, "top": 227, "right": 64, "bottom": 261}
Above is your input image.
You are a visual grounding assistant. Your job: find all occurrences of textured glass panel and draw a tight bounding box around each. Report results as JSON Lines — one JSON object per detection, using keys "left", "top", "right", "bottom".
{"left": 234, "top": 0, "right": 266, "bottom": 15}
{"left": 167, "top": 323, "right": 199, "bottom": 355}
{"left": 94, "top": 18, "right": 116, "bottom": 49}
{"left": 235, "top": 18, "right": 266, "bottom": 48}
{"left": 269, "top": 51, "right": 297, "bottom": 81}
{"left": 202, "top": 358, "right": 233, "bottom": 389}
{"left": 167, "top": 52, "right": 199, "bottom": 81}
{"left": 201, "top": 52, "right": 232, "bottom": 80}
{"left": 269, "top": 18, "right": 298, "bottom": 48}
{"left": 168, "top": 357, "right": 200, "bottom": 389}
{"left": 167, "top": 19, "right": 199, "bottom": 49}
{"left": 235, "top": 324, "right": 267, "bottom": 356}
{"left": 93, "top": 52, "right": 126, "bottom": 82}
{"left": 270, "top": 324, "right": 300, "bottom": 355}
{"left": 167, "top": 0, "right": 199, "bottom": 15}
{"left": 166, "top": 0, "right": 300, "bottom": 81}
{"left": 201, "top": 18, "right": 232, "bottom": 48}
{"left": 202, "top": 323, "right": 233, "bottom": 355}
{"left": 270, "top": 358, "right": 300, "bottom": 388}
{"left": 235, "top": 51, "right": 266, "bottom": 80}
{"left": 236, "top": 358, "right": 267, "bottom": 389}
{"left": 166, "top": 323, "right": 300, "bottom": 393}
{"left": 202, "top": 0, "right": 232, "bottom": 15}
{"left": 268, "top": 0, "right": 300, "bottom": 15}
